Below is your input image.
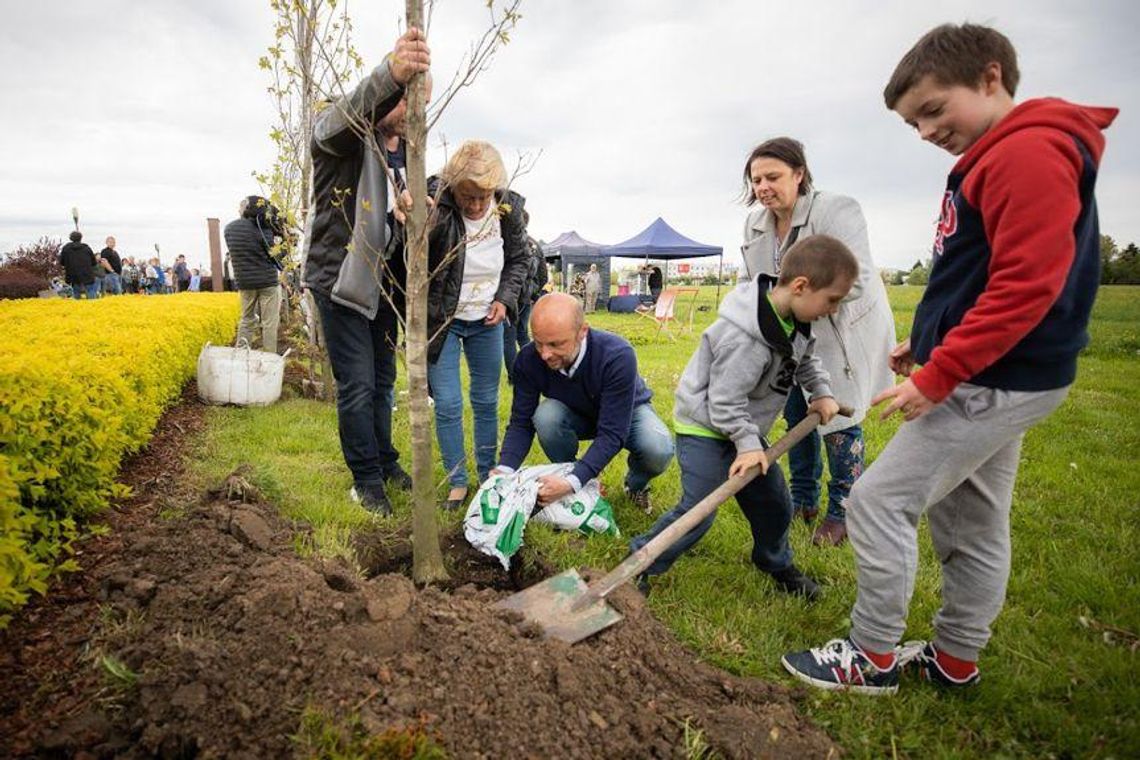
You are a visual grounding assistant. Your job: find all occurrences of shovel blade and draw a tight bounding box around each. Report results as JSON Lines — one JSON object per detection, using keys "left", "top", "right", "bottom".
{"left": 494, "top": 569, "right": 623, "bottom": 644}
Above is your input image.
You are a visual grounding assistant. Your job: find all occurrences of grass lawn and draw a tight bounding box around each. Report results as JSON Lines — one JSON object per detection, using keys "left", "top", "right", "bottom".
{"left": 189, "top": 285, "right": 1140, "bottom": 759}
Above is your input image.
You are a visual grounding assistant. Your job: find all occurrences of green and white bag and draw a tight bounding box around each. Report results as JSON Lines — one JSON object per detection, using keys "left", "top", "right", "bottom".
{"left": 463, "top": 463, "right": 619, "bottom": 570}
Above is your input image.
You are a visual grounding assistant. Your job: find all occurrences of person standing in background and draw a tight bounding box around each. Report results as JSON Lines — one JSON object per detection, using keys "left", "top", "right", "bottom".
{"left": 60, "top": 231, "right": 99, "bottom": 300}
{"left": 584, "top": 263, "right": 601, "bottom": 313}
{"left": 99, "top": 236, "right": 123, "bottom": 295}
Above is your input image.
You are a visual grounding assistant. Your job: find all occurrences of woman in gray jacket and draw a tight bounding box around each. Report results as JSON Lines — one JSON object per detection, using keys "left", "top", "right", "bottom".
{"left": 740, "top": 137, "right": 896, "bottom": 546}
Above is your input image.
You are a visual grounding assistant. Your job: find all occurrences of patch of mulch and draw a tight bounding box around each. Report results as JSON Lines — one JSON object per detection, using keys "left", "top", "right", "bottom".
{"left": 0, "top": 385, "right": 840, "bottom": 759}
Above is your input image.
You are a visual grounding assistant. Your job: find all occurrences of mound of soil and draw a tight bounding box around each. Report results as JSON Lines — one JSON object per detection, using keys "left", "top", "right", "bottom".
{"left": 0, "top": 388, "right": 839, "bottom": 759}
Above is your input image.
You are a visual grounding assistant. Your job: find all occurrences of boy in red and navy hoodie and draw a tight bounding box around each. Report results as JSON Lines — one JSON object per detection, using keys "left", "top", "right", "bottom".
{"left": 782, "top": 22, "right": 1116, "bottom": 695}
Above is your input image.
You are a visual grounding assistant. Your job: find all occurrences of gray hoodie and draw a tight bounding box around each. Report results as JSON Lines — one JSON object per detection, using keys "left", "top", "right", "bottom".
{"left": 673, "top": 275, "right": 832, "bottom": 453}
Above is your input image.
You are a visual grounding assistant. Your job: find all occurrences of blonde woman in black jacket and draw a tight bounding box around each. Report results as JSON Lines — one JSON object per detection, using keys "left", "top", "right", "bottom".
{"left": 426, "top": 140, "right": 530, "bottom": 510}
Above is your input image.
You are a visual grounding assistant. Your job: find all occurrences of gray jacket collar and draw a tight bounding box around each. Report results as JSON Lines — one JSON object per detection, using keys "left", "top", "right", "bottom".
{"left": 748, "top": 190, "right": 819, "bottom": 237}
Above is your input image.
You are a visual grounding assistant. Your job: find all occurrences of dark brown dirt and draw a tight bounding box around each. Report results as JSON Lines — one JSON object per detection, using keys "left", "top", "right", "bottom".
{"left": 0, "top": 385, "right": 840, "bottom": 759}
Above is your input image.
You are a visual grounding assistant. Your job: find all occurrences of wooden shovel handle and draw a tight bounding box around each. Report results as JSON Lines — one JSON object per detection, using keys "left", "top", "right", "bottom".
{"left": 574, "top": 403, "right": 855, "bottom": 608}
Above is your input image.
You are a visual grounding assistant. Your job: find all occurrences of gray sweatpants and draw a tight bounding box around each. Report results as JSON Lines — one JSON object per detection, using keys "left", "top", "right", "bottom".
{"left": 847, "top": 382, "right": 1069, "bottom": 661}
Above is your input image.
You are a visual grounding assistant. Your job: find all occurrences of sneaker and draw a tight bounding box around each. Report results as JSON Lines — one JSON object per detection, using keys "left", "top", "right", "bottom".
{"left": 798, "top": 504, "right": 819, "bottom": 524}
{"left": 383, "top": 467, "right": 413, "bottom": 491}
{"left": 781, "top": 638, "right": 900, "bottom": 696}
{"left": 349, "top": 484, "right": 392, "bottom": 516}
{"left": 635, "top": 573, "right": 652, "bottom": 597}
{"left": 625, "top": 487, "right": 652, "bottom": 514}
{"left": 770, "top": 564, "right": 822, "bottom": 601}
{"left": 896, "top": 641, "right": 981, "bottom": 688}
{"left": 812, "top": 518, "right": 848, "bottom": 547}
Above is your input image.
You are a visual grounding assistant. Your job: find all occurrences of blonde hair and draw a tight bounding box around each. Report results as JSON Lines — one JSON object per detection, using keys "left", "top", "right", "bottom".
{"left": 440, "top": 140, "right": 507, "bottom": 191}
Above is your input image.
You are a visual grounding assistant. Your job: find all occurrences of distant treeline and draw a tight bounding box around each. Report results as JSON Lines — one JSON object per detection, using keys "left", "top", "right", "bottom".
{"left": 882, "top": 234, "right": 1139, "bottom": 286}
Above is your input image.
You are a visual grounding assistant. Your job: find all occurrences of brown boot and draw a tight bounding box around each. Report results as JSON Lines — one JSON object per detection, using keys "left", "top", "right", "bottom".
{"left": 812, "top": 518, "right": 847, "bottom": 547}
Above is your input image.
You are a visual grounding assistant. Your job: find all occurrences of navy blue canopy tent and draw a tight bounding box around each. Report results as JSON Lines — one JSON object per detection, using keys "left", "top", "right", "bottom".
{"left": 601, "top": 217, "right": 726, "bottom": 303}
{"left": 601, "top": 217, "right": 723, "bottom": 260}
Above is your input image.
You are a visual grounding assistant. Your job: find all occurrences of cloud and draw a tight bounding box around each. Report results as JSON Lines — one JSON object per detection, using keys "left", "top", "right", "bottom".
{"left": 2, "top": 0, "right": 1137, "bottom": 272}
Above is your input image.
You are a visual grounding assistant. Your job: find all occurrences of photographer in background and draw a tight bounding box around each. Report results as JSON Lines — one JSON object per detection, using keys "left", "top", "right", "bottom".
{"left": 223, "top": 196, "right": 284, "bottom": 353}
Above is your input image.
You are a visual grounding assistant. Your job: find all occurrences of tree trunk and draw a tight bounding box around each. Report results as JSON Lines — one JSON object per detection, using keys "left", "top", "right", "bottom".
{"left": 296, "top": 3, "right": 334, "bottom": 400}
{"left": 404, "top": 0, "right": 448, "bottom": 584}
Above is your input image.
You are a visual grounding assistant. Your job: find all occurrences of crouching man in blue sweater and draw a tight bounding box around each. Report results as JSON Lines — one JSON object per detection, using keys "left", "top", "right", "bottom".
{"left": 494, "top": 293, "right": 675, "bottom": 512}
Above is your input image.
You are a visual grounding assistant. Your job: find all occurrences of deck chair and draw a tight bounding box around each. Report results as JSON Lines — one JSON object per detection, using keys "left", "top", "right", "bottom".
{"left": 637, "top": 287, "right": 699, "bottom": 340}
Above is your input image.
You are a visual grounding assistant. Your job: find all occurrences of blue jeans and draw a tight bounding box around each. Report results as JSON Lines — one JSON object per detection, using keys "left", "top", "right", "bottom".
{"left": 314, "top": 293, "right": 402, "bottom": 488}
{"left": 532, "top": 398, "right": 674, "bottom": 493}
{"left": 71, "top": 282, "right": 99, "bottom": 299}
{"left": 103, "top": 273, "right": 123, "bottom": 295}
{"left": 784, "top": 386, "right": 864, "bottom": 523}
{"left": 428, "top": 319, "right": 503, "bottom": 489}
{"left": 630, "top": 434, "right": 793, "bottom": 577}
{"left": 502, "top": 301, "right": 533, "bottom": 384}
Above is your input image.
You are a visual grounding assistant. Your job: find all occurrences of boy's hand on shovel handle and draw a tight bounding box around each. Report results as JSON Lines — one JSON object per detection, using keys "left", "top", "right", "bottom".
{"left": 730, "top": 449, "right": 768, "bottom": 479}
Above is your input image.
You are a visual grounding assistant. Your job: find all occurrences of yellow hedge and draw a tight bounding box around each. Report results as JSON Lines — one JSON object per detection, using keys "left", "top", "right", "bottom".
{"left": 0, "top": 294, "right": 239, "bottom": 625}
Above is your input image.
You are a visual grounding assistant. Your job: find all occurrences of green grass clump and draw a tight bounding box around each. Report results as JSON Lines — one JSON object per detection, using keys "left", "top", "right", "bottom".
{"left": 293, "top": 707, "right": 446, "bottom": 760}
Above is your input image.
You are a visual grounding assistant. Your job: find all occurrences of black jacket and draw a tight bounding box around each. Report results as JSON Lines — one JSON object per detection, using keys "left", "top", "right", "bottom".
{"left": 425, "top": 180, "right": 530, "bottom": 363}
{"left": 99, "top": 248, "right": 122, "bottom": 275}
{"left": 60, "top": 242, "right": 97, "bottom": 285}
{"left": 224, "top": 218, "right": 280, "bottom": 290}
{"left": 517, "top": 237, "right": 548, "bottom": 309}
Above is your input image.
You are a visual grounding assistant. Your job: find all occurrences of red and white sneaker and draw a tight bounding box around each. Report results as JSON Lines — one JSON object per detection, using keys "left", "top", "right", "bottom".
{"left": 896, "top": 640, "right": 980, "bottom": 688}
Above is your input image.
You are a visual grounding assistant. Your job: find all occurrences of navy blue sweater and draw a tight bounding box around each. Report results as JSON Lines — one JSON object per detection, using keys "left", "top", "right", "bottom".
{"left": 499, "top": 328, "right": 653, "bottom": 485}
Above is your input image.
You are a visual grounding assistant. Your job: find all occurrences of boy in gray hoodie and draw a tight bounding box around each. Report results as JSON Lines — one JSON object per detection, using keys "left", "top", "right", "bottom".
{"left": 630, "top": 235, "right": 857, "bottom": 599}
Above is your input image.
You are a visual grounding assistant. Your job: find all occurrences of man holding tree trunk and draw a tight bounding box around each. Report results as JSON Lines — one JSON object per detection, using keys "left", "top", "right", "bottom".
{"left": 302, "top": 28, "right": 430, "bottom": 516}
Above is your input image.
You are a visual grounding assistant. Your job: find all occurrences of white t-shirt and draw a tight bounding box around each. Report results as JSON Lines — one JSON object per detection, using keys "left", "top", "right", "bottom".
{"left": 454, "top": 207, "right": 504, "bottom": 321}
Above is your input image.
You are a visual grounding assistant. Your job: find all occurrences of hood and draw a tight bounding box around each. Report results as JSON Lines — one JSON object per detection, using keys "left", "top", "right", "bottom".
{"left": 955, "top": 98, "right": 1117, "bottom": 174}
{"left": 717, "top": 275, "right": 767, "bottom": 341}
{"left": 717, "top": 274, "right": 809, "bottom": 352}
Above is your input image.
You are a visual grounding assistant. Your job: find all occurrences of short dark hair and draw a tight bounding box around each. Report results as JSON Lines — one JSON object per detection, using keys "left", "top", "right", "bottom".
{"left": 777, "top": 234, "right": 859, "bottom": 289}
{"left": 741, "top": 137, "right": 813, "bottom": 206}
{"left": 69, "top": 231, "right": 82, "bottom": 243}
{"left": 884, "top": 23, "right": 1019, "bottom": 110}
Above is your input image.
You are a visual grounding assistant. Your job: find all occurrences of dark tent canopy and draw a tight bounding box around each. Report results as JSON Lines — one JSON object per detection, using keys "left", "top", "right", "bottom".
{"left": 543, "top": 230, "right": 612, "bottom": 308}
{"left": 601, "top": 217, "right": 723, "bottom": 259}
{"left": 543, "top": 230, "right": 607, "bottom": 260}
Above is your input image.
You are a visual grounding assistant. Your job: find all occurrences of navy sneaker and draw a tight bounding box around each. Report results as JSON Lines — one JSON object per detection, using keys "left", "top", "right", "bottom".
{"left": 781, "top": 638, "right": 900, "bottom": 695}
{"left": 896, "top": 641, "right": 981, "bottom": 688}
{"left": 770, "top": 564, "right": 822, "bottom": 601}
{"left": 635, "top": 573, "right": 651, "bottom": 597}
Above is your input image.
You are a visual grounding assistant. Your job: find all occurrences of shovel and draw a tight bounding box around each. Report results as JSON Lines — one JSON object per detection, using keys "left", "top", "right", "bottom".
{"left": 495, "top": 403, "right": 854, "bottom": 644}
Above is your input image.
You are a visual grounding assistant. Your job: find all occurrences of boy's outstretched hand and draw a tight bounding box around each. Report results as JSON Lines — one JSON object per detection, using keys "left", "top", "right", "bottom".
{"left": 730, "top": 449, "right": 768, "bottom": 479}
{"left": 807, "top": 396, "right": 840, "bottom": 425}
{"left": 873, "top": 378, "right": 935, "bottom": 422}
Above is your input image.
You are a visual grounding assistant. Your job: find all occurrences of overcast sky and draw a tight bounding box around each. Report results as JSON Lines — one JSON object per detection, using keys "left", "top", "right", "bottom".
{"left": 1, "top": 0, "right": 1137, "bottom": 272}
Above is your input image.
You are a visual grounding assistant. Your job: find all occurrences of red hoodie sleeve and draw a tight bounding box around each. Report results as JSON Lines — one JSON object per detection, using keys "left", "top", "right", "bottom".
{"left": 912, "top": 128, "right": 1085, "bottom": 402}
